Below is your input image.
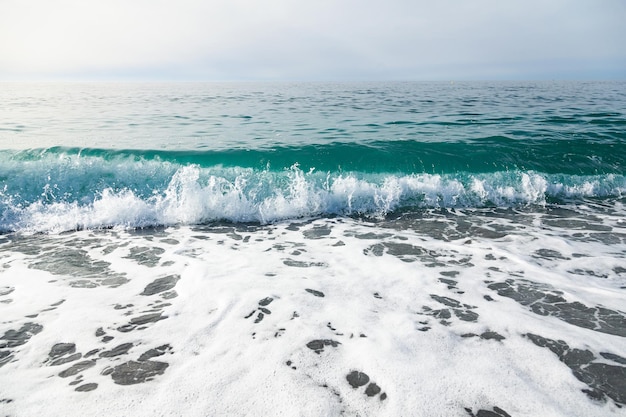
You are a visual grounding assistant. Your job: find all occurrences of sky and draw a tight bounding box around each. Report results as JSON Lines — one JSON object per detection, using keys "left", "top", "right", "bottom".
{"left": 1, "top": 0, "right": 625, "bottom": 81}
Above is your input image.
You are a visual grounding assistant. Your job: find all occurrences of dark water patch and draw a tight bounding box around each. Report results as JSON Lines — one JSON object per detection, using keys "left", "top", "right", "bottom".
{"left": 439, "top": 278, "right": 458, "bottom": 290}
{"left": 365, "top": 382, "right": 382, "bottom": 397}
{"left": 439, "top": 271, "right": 460, "bottom": 289}
{"left": 143, "top": 301, "right": 171, "bottom": 313}
{"left": 533, "top": 249, "right": 570, "bottom": 260}
{"left": 346, "top": 370, "right": 387, "bottom": 401}
{"left": 99, "top": 343, "right": 134, "bottom": 358}
{"left": 454, "top": 309, "right": 479, "bottom": 322}
{"left": 77, "top": 276, "right": 129, "bottom": 288}
{"left": 422, "top": 307, "right": 452, "bottom": 324}
{"left": 75, "top": 383, "right": 98, "bottom": 392}
{"left": 363, "top": 241, "right": 447, "bottom": 266}
{"left": 303, "top": 225, "right": 332, "bottom": 239}
{"left": 124, "top": 246, "right": 165, "bottom": 267}
{"left": 489, "top": 279, "right": 626, "bottom": 337}
{"left": 423, "top": 296, "right": 479, "bottom": 324}
{"left": 126, "top": 226, "right": 170, "bottom": 238}
{"left": 480, "top": 331, "right": 505, "bottom": 341}
{"left": 28, "top": 247, "right": 128, "bottom": 287}
{"left": 69, "top": 376, "right": 84, "bottom": 386}
{"left": 102, "top": 241, "right": 130, "bottom": 255}
{"left": 463, "top": 331, "right": 506, "bottom": 342}
{"left": 600, "top": 352, "right": 626, "bottom": 365}
{"left": 85, "top": 349, "right": 100, "bottom": 358}
{"left": 118, "top": 313, "right": 166, "bottom": 332}
{"left": 570, "top": 232, "right": 626, "bottom": 245}
{"left": 569, "top": 269, "right": 609, "bottom": 279}
{"left": 377, "top": 207, "right": 562, "bottom": 242}
{"left": 286, "top": 223, "right": 301, "bottom": 231}
{"left": 160, "top": 238, "right": 179, "bottom": 245}
{"left": 109, "top": 360, "right": 169, "bottom": 385}
{"left": 283, "top": 259, "right": 327, "bottom": 268}
{"left": 0, "top": 322, "right": 43, "bottom": 348}
{"left": 246, "top": 297, "right": 276, "bottom": 323}
{"left": 383, "top": 242, "right": 427, "bottom": 261}
{"left": 0, "top": 350, "right": 13, "bottom": 367}
{"left": 305, "top": 289, "right": 325, "bottom": 297}
{"left": 0, "top": 287, "right": 14, "bottom": 296}
{"left": 465, "top": 406, "right": 512, "bottom": 417}
{"left": 254, "top": 312, "right": 266, "bottom": 323}
{"left": 140, "top": 275, "right": 180, "bottom": 296}
{"left": 345, "top": 231, "right": 394, "bottom": 240}
{"left": 58, "top": 360, "right": 96, "bottom": 378}
{"left": 138, "top": 344, "right": 172, "bottom": 362}
{"left": 1, "top": 238, "right": 49, "bottom": 256}
{"left": 191, "top": 223, "right": 263, "bottom": 235}
{"left": 363, "top": 243, "right": 384, "bottom": 257}
{"left": 306, "top": 339, "right": 340, "bottom": 354}
{"left": 258, "top": 297, "right": 273, "bottom": 306}
{"left": 50, "top": 353, "right": 82, "bottom": 366}
{"left": 70, "top": 280, "right": 98, "bottom": 289}
{"left": 431, "top": 295, "right": 463, "bottom": 308}
{"left": 526, "top": 333, "right": 626, "bottom": 406}
{"left": 542, "top": 218, "right": 612, "bottom": 232}
{"left": 48, "top": 342, "right": 76, "bottom": 359}
{"left": 346, "top": 371, "right": 369, "bottom": 388}
{"left": 130, "top": 313, "right": 165, "bottom": 326}
{"left": 161, "top": 290, "right": 178, "bottom": 299}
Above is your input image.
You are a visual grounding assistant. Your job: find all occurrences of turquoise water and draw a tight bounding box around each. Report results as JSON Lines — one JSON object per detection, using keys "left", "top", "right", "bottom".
{"left": 1, "top": 81, "right": 625, "bottom": 231}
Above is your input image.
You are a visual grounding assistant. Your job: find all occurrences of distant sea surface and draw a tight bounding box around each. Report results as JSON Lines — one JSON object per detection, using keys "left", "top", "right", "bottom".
{"left": 0, "top": 82, "right": 625, "bottom": 417}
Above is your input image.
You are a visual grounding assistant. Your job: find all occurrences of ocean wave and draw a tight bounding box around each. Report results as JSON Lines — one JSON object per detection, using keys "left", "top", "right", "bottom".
{"left": 1, "top": 153, "right": 624, "bottom": 233}
{"left": 5, "top": 139, "right": 625, "bottom": 175}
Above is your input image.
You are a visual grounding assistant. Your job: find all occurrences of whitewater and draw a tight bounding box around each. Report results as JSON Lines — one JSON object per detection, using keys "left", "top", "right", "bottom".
{"left": 0, "top": 81, "right": 625, "bottom": 417}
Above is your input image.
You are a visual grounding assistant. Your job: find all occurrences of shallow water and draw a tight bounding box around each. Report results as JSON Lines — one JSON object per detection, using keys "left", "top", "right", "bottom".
{"left": 1, "top": 206, "right": 625, "bottom": 416}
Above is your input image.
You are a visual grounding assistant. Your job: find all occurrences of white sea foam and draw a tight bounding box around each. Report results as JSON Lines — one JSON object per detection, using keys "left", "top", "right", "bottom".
{"left": 0, "top": 210, "right": 624, "bottom": 416}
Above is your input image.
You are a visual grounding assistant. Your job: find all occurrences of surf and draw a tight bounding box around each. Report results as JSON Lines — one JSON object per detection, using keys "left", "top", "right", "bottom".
{"left": 1, "top": 148, "right": 624, "bottom": 233}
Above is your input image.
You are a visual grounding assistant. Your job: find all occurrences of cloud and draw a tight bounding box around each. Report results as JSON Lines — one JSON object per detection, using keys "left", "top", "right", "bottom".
{"left": 1, "top": 0, "right": 624, "bottom": 80}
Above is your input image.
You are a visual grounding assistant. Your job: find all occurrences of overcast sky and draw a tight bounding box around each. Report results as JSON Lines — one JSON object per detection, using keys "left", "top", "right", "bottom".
{"left": 1, "top": 0, "right": 625, "bottom": 81}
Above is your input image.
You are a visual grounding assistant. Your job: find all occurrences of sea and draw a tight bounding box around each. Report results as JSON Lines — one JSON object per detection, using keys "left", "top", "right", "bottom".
{"left": 0, "top": 81, "right": 625, "bottom": 417}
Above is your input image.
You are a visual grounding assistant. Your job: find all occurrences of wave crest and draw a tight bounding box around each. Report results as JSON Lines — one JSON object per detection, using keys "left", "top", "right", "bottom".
{"left": 1, "top": 159, "right": 624, "bottom": 233}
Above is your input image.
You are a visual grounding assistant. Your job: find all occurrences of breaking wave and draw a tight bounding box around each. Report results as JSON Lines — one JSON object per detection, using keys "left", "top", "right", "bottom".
{"left": 1, "top": 149, "right": 623, "bottom": 233}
